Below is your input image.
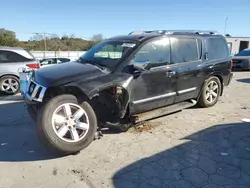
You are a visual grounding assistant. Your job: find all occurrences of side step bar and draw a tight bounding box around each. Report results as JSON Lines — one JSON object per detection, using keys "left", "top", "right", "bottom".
{"left": 133, "top": 99, "right": 197, "bottom": 123}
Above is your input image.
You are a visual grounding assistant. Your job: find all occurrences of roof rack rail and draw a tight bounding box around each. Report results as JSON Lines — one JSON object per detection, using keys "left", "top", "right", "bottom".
{"left": 128, "top": 30, "right": 166, "bottom": 35}
{"left": 129, "top": 30, "right": 219, "bottom": 35}
{"left": 166, "top": 30, "right": 218, "bottom": 35}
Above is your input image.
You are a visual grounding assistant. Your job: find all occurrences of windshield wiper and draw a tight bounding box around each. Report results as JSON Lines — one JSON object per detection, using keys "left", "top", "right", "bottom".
{"left": 79, "top": 58, "right": 105, "bottom": 70}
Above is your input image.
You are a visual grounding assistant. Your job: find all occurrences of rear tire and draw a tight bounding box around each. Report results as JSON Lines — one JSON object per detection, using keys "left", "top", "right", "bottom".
{"left": 198, "top": 76, "right": 222, "bottom": 108}
{"left": 0, "top": 75, "right": 20, "bottom": 95}
{"left": 37, "top": 94, "right": 97, "bottom": 155}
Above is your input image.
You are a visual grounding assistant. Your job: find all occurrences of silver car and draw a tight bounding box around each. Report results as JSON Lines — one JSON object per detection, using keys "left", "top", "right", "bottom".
{"left": 0, "top": 46, "right": 39, "bottom": 95}
{"left": 232, "top": 48, "right": 250, "bottom": 71}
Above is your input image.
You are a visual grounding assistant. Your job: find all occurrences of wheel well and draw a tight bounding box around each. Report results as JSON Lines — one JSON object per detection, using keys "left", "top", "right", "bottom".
{"left": 89, "top": 86, "right": 130, "bottom": 123}
{"left": 0, "top": 74, "right": 19, "bottom": 80}
{"left": 213, "top": 75, "right": 224, "bottom": 96}
{"left": 43, "top": 86, "right": 89, "bottom": 103}
{"left": 43, "top": 85, "right": 130, "bottom": 123}
{"left": 197, "top": 74, "right": 224, "bottom": 101}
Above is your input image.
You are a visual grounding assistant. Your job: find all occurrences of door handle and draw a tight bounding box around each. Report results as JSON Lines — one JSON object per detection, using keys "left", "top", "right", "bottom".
{"left": 165, "top": 70, "right": 176, "bottom": 77}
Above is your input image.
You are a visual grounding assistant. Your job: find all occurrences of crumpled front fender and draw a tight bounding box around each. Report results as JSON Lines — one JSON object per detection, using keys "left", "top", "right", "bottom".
{"left": 65, "top": 73, "right": 134, "bottom": 118}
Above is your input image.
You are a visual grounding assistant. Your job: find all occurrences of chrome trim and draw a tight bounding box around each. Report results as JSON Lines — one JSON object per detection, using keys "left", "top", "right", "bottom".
{"left": 25, "top": 80, "right": 47, "bottom": 102}
{"left": 122, "top": 76, "right": 133, "bottom": 88}
{"left": 178, "top": 87, "right": 197, "bottom": 94}
{"left": 132, "top": 92, "right": 176, "bottom": 105}
{"left": 38, "top": 87, "right": 47, "bottom": 102}
{"left": 31, "top": 85, "right": 40, "bottom": 98}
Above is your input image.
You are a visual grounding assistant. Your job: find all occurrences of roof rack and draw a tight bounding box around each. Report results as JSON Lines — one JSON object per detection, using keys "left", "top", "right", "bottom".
{"left": 129, "top": 30, "right": 219, "bottom": 35}
{"left": 166, "top": 30, "right": 218, "bottom": 35}
{"left": 128, "top": 30, "right": 166, "bottom": 35}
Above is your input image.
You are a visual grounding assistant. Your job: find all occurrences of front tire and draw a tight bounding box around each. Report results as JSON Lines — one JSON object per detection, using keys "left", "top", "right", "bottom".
{"left": 37, "top": 94, "right": 97, "bottom": 155}
{"left": 198, "top": 76, "right": 222, "bottom": 108}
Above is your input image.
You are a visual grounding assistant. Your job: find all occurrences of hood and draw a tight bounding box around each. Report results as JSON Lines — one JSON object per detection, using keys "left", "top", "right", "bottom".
{"left": 34, "top": 61, "right": 106, "bottom": 87}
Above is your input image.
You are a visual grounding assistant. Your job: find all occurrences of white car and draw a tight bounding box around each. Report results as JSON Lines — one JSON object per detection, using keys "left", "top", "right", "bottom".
{"left": 39, "top": 57, "right": 73, "bottom": 67}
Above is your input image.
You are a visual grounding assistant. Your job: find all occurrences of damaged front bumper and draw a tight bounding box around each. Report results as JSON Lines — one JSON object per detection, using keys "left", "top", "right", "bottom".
{"left": 24, "top": 79, "right": 47, "bottom": 104}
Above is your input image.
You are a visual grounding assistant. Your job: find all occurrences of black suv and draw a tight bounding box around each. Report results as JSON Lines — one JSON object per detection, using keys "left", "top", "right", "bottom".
{"left": 24, "top": 30, "right": 233, "bottom": 154}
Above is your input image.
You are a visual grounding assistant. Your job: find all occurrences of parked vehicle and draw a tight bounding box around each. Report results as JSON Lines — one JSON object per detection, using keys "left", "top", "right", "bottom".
{"left": 24, "top": 30, "right": 233, "bottom": 155}
{"left": 232, "top": 48, "right": 250, "bottom": 70}
{"left": 39, "top": 57, "right": 71, "bottom": 67}
{"left": 0, "top": 47, "right": 40, "bottom": 95}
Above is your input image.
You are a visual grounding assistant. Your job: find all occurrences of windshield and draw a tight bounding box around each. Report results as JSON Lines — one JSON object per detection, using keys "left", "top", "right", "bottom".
{"left": 235, "top": 49, "right": 250, "bottom": 56}
{"left": 78, "top": 40, "right": 136, "bottom": 68}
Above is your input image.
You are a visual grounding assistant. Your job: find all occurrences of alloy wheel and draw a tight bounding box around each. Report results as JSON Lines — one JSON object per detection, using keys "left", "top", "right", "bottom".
{"left": 1, "top": 78, "right": 19, "bottom": 94}
{"left": 205, "top": 81, "right": 219, "bottom": 103}
{"left": 52, "top": 103, "right": 90, "bottom": 143}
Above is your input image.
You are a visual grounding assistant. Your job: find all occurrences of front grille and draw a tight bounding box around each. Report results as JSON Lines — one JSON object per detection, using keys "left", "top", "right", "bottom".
{"left": 26, "top": 80, "right": 47, "bottom": 102}
{"left": 28, "top": 82, "right": 36, "bottom": 95}
{"left": 35, "top": 87, "right": 42, "bottom": 99}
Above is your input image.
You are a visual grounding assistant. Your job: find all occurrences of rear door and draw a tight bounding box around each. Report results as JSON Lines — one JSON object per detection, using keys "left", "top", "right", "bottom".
{"left": 170, "top": 37, "right": 204, "bottom": 103}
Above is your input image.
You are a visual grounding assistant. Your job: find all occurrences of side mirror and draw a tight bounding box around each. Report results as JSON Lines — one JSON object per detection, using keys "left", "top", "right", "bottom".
{"left": 132, "top": 60, "right": 150, "bottom": 71}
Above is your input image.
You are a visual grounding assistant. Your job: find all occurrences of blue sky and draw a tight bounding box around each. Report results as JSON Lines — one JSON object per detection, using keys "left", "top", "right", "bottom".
{"left": 1, "top": 0, "right": 250, "bottom": 41}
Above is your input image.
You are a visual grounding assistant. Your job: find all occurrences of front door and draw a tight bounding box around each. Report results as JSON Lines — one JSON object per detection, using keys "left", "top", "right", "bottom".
{"left": 129, "top": 37, "right": 177, "bottom": 114}
{"left": 170, "top": 37, "right": 204, "bottom": 103}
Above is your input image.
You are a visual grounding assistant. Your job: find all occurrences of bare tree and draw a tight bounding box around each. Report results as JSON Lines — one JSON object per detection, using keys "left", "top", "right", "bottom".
{"left": 30, "top": 33, "right": 43, "bottom": 41}
{"left": 50, "top": 33, "right": 60, "bottom": 40}
{"left": 91, "top": 34, "right": 103, "bottom": 42}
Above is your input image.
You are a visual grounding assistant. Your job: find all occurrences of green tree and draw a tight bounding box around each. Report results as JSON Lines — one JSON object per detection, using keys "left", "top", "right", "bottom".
{"left": 0, "top": 29, "right": 18, "bottom": 46}
{"left": 15, "top": 31, "right": 101, "bottom": 51}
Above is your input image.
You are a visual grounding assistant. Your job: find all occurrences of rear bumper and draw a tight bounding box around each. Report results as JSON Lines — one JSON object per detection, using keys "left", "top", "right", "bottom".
{"left": 225, "top": 72, "right": 233, "bottom": 86}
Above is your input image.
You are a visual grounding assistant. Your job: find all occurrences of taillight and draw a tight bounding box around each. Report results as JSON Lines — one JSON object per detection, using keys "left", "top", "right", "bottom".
{"left": 26, "top": 63, "right": 40, "bottom": 69}
{"left": 229, "top": 60, "right": 233, "bottom": 70}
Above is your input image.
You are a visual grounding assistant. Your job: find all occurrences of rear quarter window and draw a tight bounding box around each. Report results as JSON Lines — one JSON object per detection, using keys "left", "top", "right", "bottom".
{"left": 0, "top": 50, "right": 34, "bottom": 63}
{"left": 206, "top": 38, "right": 229, "bottom": 60}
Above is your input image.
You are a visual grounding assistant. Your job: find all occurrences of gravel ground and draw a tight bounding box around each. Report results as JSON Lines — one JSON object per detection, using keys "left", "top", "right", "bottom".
{"left": 0, "top": 71, "right": 250, "bottom": 188}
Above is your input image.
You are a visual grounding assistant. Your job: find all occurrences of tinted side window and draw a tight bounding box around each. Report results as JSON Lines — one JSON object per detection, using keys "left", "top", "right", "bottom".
{"left": 0, "top": 50, "right": 31, "bottom": 63}
{"left": 133, "top": 38, "right": 171, "bottom": 69}
{"left": 0, "top": 51, "right": 8, "bottom": 63}
{"left": 57, "top": 58, "right": 70, "bottom": 63}
{"left": 40, "top": 59, "right": 56, "bottom": 65}
{"left": 207, "top": 38, "right": 229, "bottom": 59}
{"left": 171, "top": 38, "right": 199, "bottom": 63}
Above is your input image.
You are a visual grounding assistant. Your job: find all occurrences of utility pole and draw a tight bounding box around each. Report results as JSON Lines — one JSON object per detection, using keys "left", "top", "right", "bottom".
{"left": 33, "top": 32, "right": 51, "bottom": 58}
{"left": 224, "top": 17, "right": 228, "bottom": 35}
{"left": 44, "top": 31, "right": 47, "bottom": 52}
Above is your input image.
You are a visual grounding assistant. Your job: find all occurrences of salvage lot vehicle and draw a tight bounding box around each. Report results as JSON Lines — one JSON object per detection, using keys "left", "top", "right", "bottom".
{"left": 0, "top": 47, "right": 40, "bottom": 95}
{"left": 232, "top": 48, "right": 250, "bottom": 71}
{"left": 24, "top": 30, "right": 233, "bottom": 155}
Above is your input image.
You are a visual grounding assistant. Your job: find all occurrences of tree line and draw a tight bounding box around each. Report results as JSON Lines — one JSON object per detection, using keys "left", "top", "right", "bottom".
{"left": 0, "top": 28, "right": 104, "bottom": 51}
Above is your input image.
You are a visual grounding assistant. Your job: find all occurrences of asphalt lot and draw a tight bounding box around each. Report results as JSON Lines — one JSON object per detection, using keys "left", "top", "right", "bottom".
{"left": 0, "top": 71, "right": 250, "bottom": 188}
